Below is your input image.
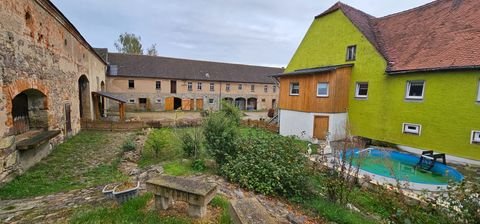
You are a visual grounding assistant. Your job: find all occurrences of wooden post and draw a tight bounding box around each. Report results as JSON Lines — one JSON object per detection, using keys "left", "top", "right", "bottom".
{"left": 92, "top": 94, "right": 101, "bottom": 120}
{"left": 119, "top": 103, "right": 126, "bottom": 121}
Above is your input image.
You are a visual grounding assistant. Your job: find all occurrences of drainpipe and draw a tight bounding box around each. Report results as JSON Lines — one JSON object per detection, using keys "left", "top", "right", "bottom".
{"left": 219, "top": 82, "right": 222, "bottom": 110}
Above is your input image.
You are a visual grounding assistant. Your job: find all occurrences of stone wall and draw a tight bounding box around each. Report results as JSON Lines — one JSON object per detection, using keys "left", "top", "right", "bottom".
{"left": 0, "top": 0, "right": 106, "bottom": 183}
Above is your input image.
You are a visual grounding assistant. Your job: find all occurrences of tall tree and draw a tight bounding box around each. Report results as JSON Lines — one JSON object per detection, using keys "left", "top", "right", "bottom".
{"left": 147, "top": 44, "right": 158, "bottom": 56}
{"left": 114, "top": 32, "right": 143, "bottom": 54}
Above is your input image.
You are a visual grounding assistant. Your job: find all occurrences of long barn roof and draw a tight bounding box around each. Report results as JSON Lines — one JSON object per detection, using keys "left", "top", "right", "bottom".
{"left": 106, "top": 52, "right": 283, "bottom": 84}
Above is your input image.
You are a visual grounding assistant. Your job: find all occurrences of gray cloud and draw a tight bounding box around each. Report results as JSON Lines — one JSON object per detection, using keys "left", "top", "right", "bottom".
{"left": 51, "top": 0, "right": 433, "bottom": 67}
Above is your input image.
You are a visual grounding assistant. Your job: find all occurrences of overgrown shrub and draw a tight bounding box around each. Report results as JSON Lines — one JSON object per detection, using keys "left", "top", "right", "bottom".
{"left": 203, "top": 112, "right": 239, "bottom": 166}
{"left": 122, "top": 139, "right": 136, "bottom": 152}
{"left": 220, "top": 101, "right": 242, "bottom": 125}
{"left": 180, "top": 128, "right": 204, "bottom": 158}
{"left": 221, "top": 129, "right": 307, "bottom": 196}
{"left": 145, "top": 129, "right": 177, "bottom": 159}
{"left": 191, "top": 159, "right": 206, "bottom": 172}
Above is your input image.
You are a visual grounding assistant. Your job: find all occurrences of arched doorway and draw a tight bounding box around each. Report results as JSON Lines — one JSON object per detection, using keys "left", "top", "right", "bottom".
{"left": 78, "top": 75, "right": 91, "bottom": 119}
{"left": 12, "top": 89, "right": 48, "bottom": 134}
{"left": 247, "top": 98, "right": 257, "bottom": 111}
{"left": 235, "top": 98, "right": 246, "bottom": 110}
{"left": 223, "top": 97, "right": 234, "bottom": 104}
{"left": 174, "top": 97, "right": 182, "bottom": 110}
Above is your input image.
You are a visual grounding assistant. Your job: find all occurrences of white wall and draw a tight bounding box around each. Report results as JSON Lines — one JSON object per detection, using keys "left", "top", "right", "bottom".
{"left": 279, "top": 109, "right": 347, "bottom": 141}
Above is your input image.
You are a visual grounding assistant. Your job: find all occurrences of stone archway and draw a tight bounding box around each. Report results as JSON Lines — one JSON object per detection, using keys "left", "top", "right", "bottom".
{"left": 3, "top": 79, "right": 49, "bottom": 134}
{"left": 235, "top": 98, "right": 246, "bottom": 110}
{"left": 247, "top": 98, "right": 257, "bottom": 111}
{"left": 78, "top": 75, "right": 91, "bottom": 119}
{"left": 11, "top": 89, "right": 48, "bottom": 134}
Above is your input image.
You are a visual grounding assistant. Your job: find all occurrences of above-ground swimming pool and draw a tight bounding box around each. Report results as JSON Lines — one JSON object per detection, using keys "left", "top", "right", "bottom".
{"left": 345, "top": 148, "right": 464, "bottom": 186}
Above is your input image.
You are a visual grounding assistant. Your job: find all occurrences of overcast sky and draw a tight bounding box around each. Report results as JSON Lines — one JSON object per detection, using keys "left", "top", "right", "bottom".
{"left": 51, "top": 0, "right": 433, "bottom": 67}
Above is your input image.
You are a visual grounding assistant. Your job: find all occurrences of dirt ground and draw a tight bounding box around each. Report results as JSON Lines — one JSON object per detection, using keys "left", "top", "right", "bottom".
{"left": 126, "top": 111, "right": 270, "bottom": 121}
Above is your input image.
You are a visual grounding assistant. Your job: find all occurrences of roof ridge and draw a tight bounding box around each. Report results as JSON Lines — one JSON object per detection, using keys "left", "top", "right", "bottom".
{"left": 379, "top": 0, "right": 442, "bottom": 19}
{"left": 108, "top": 52, "right": 283, "bottom": 69}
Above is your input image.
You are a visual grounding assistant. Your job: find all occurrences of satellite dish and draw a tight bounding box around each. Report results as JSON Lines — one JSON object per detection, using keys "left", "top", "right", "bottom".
{"left": 205, "top": 73, "right": 210, "bottom": 78}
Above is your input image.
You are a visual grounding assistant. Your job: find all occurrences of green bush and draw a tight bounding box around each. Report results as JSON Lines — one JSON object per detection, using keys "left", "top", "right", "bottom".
{"left": 145, "top": 129, "right": 178, "bottom": 159}
{"left": 191, "top": 159, "right": 206, "bottom": 172}
{"left": 221, "top": 101, "right": 242, "bottom": 125}
{"left": 203, "top": 112, "right": 239, "bottom": 166}
{"left": 180, "top": 128, "right": 203, "bottom": 158}
{"left": 122, "top": 139, "right": 136, "bottom": 152}
{"left": 221, "top": 130, "right": 307, "bottom": 197}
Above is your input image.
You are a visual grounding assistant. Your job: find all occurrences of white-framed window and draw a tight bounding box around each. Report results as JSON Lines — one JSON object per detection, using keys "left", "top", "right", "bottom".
{"left": 402, "top": 123, "right": 422, "bottom": 135}
{"left": 346, "top": 45, "right": 356, "bottom": 61}
{"left": 155, "top": 81, "right": 161, "bottom": 90}
{"left": 251, "top": 84, "right": 255, "bottom": 92}
{"left": 197, "top": 82, "right": 202, "bottom": 91}
{"left": 471, "top": 131, "right": 480, "bottom": 144}
{"left": 477, "top": 80, "right": 480, "bottom": 102}
{"left": 128, "top": 99, "right": 135, "bottom": 104}
{"left": 187, "top": 82, "right": 193, "bottom": 91}
{"left": 290, "top": 82, "right": 300, "bottom": 96}
{"left": 264, "top": 85, "right": 268, "bottom": 93}
{"left": 317, "top": 82, "right": 329, "bottom": 97}
{"left": 406, "top": 80, "right": 425, "bottom": 100}
{"left": 210, "top": 83, "right": 215, "bottom": 92}
{"left": 155, "top": 98, "right": 162, "bottom": 104}
{"left": 355, "top": 82, "right": 369, "bottom": 98}
{"left": 238, "top": 84, "right": 243, "bottom": 90}
{"left": 209, "top": 98, "right": 214, "bottom": 104}
{"left": 273, "top": 85, "right": 277, "bottom": 93}
{"left": 226, "top": 83, "right": 231, "bottom": 92}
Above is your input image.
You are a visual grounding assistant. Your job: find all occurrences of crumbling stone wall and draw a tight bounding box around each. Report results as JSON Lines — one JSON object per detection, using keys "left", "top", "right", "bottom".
{"left": 0, "top": 0, "right": 106, "bottom": 183}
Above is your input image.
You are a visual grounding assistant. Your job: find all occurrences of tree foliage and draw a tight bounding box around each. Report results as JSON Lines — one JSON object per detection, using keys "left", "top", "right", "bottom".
{"left": 147, "top": 44, "right": 158, "bottom": 56}
{"left": 114, "top": 32, "right": 144, "bottom": 55}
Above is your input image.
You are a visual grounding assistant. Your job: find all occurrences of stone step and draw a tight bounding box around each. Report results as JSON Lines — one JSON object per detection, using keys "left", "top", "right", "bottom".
{"left": 229, "top": 197, "right": 277, "bottom": 224}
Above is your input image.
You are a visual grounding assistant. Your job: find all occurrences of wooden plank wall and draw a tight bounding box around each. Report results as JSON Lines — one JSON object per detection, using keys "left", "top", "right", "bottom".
{"left": 278, "top": 67, "right": 351, "bottom": 113}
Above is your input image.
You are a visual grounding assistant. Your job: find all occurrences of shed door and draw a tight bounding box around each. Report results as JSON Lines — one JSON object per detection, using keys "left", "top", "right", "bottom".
{"left": 196, "top": 99, "right": 204, "bottom": 111}
{"left": 182, "top": 99, "right": 191, "bottom": 111}
{"left": 165, "top": 97, "right": 174, "bottom": 111}
{"left": 313, "top": 116, "right": 329, "bottom": 140}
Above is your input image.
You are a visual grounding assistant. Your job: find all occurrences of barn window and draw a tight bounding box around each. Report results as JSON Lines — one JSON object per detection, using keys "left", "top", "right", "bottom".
{"left": 210, "top": 83, "right": 215, "bottom": 92}
{"left": 403, "top": 123, "right": 421, "bottom": 135}
{"left": 346, "top": 45, "right": 356, "bottom": 61}
{"left": 187, "top": 82, "right": 193, "bottom": 91}
{"left": 290, "top": 82, "right": 300, "bottom": 96}
{"left": 317, "top": 82, "right": 329, "bottom": 97}
{"left": 128, "top": 80, "right": 135, "bottom": 89}
{"left": 355, "top": 82, "right": 369, "bottom": 98}
{"left": 156, "top": 81, "right": 161, "bottom": 90}
{"left": 406, "top": 81, "right": 425, "bottom": 100}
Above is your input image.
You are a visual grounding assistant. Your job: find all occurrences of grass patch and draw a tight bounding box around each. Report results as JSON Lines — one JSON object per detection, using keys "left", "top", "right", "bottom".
{"left": 0, "top": 131, "right": 128, "bottom": 199}
{"left": 70, "top": 193, "right": 190, "bottom": 224}
{"left": 210, "top": 196, "right": 233, "bottom": 224}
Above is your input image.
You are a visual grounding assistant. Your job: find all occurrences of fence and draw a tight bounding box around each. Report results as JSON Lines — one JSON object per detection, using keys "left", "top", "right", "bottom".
{"left": 81, "top": 118, "right": 202, "bottom": 131}
{"left": 241, "top": 119, "right": 279, "bottom": 133}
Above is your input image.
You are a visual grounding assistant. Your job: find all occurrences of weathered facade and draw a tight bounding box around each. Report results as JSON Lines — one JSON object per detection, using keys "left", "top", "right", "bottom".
{"left": 102, "top": 52, "right": 281, "bottom": 112}
{"left": 0, "top": 0, "right": 106, "bottom": 183}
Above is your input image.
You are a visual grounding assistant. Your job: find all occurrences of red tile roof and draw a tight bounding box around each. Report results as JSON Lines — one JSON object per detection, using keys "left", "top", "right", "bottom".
{"left": 317, "top": 0, "right": 480, "bottom": 73}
